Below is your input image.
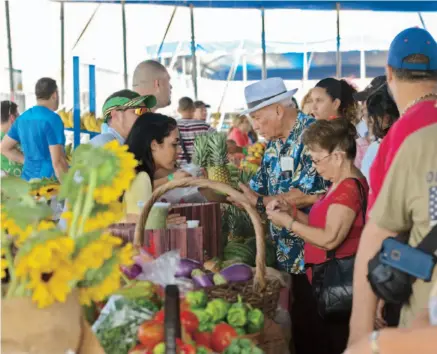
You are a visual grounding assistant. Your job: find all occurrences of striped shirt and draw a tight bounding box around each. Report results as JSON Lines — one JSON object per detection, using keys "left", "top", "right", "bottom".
{"left": 177, "top": 118, "right": 215, "bottom": 164}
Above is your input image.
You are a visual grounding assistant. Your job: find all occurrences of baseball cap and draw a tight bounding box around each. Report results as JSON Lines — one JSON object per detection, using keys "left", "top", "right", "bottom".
{"left": 388, "top": 27, "right": 437, "bottom": 70}
{"left": 194, "top": 100, "right": 211, "bottom": 109}
{"left": 102, "top": 89, "right": 156, "bottom": 122}
{"left": 354, "top": 75, "right": 387, "bottom": 102}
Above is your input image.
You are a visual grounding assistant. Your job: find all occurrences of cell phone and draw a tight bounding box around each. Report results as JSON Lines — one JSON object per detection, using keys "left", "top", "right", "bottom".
{"left": 379, "top": 237, "right": 435, "bottom": 281}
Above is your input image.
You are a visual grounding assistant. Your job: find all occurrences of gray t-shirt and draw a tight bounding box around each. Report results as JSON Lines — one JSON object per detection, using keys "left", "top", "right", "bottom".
{"left": 89, "top": 127, "right": 125, "bottom": 147}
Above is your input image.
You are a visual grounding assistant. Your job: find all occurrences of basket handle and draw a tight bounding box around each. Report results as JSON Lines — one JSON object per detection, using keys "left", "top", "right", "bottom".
{"left": 134, "top": 177, "right": 266, "bottom": 290}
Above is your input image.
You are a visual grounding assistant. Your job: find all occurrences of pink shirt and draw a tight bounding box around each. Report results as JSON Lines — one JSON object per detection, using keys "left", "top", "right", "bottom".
{"left": 354, "top": 137, "right": 370, "bottom": 169}
{"left": 228, "top": 128, "right": 249, "bottom": 148}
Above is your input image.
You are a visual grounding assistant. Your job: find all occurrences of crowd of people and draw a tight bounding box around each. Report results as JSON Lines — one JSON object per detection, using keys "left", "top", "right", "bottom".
{"left": 1, "top": 26, "right": 437, "bottom": 353}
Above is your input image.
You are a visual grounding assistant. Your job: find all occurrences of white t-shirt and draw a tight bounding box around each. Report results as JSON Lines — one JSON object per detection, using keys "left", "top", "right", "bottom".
{"left": 361, "top": 140, "right": 381, "bottom": 181}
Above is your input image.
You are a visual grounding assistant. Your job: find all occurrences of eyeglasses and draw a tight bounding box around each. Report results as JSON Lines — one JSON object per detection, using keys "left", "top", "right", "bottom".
{"left": 310, "top": 154, "right": 332, "bottom": 165}
{"left": 115, "top": 106, "right": 151, "bottom": 115}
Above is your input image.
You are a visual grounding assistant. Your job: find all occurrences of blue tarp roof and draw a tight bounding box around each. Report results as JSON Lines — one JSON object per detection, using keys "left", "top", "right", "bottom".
{"left": 54, "top": 1, "right": 437, "bottom": 12}
{"left": 162, "top": 49, "right": 387, "bottom": 80}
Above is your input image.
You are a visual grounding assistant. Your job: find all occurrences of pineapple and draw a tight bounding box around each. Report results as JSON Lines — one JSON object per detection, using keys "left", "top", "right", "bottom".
{"left": 193, "top": 133, "right": 210, "bottom": 168}
{"left": 225, "top": 204, "right": 256, "bottom": 243}
{"left": 207, "top": 132, "right": 231, "bottom": 184}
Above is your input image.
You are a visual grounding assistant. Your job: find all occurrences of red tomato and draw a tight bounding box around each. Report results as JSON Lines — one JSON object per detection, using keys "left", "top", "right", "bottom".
{"left": 137, "top": 321, "right": 164, "bottom": 349}
{"left": 178, "top": 342, "right": 196, "bottom": 354}
{"left": 180, "top": 311, "right": 199, "bottom": 334}
{"left": 211, "top": 323, "right": 238, "bottom": 352}
{"left": 128, "top": 344, "right": 150, "bottom": 354}
{"left": 193, "top": 331, "right": 212, "bottom": 348}
{"left": 153, "top": 309, "right": 165, "bottom": 324}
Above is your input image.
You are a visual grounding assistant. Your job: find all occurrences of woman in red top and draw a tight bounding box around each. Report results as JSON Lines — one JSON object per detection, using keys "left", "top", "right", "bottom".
{"left": 267, "top": 118, "right": 368, "bottom": 354}
{"left": 227, "top": 115, "right": 251, "bottom": 148}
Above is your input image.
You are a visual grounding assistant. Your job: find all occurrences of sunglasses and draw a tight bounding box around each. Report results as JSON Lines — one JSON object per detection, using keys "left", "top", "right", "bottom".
{"left": 115, "top": 106, "right": 151, "bottom": 115}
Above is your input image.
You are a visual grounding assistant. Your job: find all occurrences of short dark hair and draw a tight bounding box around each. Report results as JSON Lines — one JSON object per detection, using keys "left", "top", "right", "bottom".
{"left": 302, "top": 117, "right": 357, "bottom": 160}
{"left": 1, "top": 100, "right": 18, "bottom": 123}
{"left": 366, "top": 90, "right": 400, "bottom": 140}
{"left": 178, "top": 97, "right": 194, "bottom": 112}
{"left": 392, "top": 54, "right": 437, "bottom": 82}
{"left": 35, "top": 77, "right": 58, "bottom": 100}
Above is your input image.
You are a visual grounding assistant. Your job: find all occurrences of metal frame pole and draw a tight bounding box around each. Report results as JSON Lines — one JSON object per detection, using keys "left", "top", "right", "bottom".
{"left": 60, "top": 1, "right": 65, "bottom": 105}
{"left": 5, "top": 0, "right": 15, "bottom": 101}
{"left": 89, "top": 65, "right": 96, "bottom": 114}
{"left": 190, "top": 5, "right": 198, "bottom": 100}
{"left": 261, "top": 8, "right": 267, "bottom": 80}
{"left": 157, "top": 6, "right": 178, "bottom": 58}
{"left": 73, "top": 56, "right": 81, "bottom": 148}
{"left": 336, "top": 3, "right": 341, "bottom": 78}
{"left": 121, "top": 0, "right": 128, "bottom": 89}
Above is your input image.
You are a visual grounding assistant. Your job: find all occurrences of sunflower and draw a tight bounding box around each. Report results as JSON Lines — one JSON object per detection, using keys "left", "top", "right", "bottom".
{"left": 73, "top": 233, "right": 123, "bottom": 277}
{"left": 15, "top": 236, "right": 75, "bottom": 277}
{"left": 1, "top": 249, "right": 8, "bottom": 279}
{"left": 62, "top": 202, "right": 123, "bottom": 233}
{"left": 35, "top": 184, "right": 60, "bottom": 200}
{"left": 27, "top": 264, "right": 76, "bottom": 308}
{"left": 118, "top": 243, "right": 134, "bottom": 266}
{"left": 1, "top": 207, "right": 33, "bottom": 245}
{"left": 79, "top": 264, "right": 121, "bottom": 305}
{"left": 93, "top": 141, "right": 138, "bottom": 205}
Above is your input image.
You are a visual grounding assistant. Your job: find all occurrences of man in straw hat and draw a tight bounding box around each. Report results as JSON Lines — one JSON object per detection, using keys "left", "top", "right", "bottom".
{"left": 229, "top": 77, "right": 328, "bottom": 352}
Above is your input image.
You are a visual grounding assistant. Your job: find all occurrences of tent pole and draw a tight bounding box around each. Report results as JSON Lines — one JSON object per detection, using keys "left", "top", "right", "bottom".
{"left": 157, "top": 6, "right": 177, "bottom": 58}
{"left": 243, "top": 53, "right": 247, "bottom": 83}
{"left": 60, "top": 1, "right": 65, "bottom": 105}
{"left": 261, "top": 8, "right": 267, "bottom": 80}
{"left": 336, "top": 3, "right": 341, "bottom": 78}
{"left": 418, "top": 12, "right": 427, "bottom": 30}
{"left": 121, "top": 0, "right": 128, "bottom": 89}
{"left": 190, "top": 4, "right": 198, "bottom": 100}
{"left": 5, "top": 0, "right": 14, "bottom": 101}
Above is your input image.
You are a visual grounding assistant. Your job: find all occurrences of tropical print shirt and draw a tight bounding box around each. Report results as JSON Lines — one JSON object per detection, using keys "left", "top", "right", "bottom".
{"left": 250, "top": 112, "right": 328, "bottom": 274}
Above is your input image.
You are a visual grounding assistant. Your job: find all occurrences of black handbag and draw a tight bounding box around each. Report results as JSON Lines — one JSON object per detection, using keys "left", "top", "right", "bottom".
{"left": 311, "top": 178, "right": 367, "bottom": 320}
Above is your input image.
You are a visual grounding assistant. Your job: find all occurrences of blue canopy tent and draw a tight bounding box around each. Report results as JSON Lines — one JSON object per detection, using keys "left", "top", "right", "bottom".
{"left": 48, "top": 0, "right": 437, "bottom": 101}
{"left": 145, "top": 39, "right": 389, "bottom": 81}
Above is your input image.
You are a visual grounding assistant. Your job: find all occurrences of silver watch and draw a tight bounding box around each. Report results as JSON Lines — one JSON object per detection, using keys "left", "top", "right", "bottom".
{"left": 369, "top": 330, "right": 380, "bottom": 354}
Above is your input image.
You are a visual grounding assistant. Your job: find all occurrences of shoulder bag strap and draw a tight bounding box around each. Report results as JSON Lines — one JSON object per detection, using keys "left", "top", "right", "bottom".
{"left": 416, "top": 224, "right": 437, "bottom": 257}
{"left": 327, "top": 178, "right": 367, "bottom": 259}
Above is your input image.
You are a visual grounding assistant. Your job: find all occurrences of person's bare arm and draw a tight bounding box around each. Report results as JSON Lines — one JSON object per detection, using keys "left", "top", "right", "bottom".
{"left": 281, "top": 189, "right": 322, "bottom": 208}
{"left": 348, "top": 222, "right": 395, "bottom": 346}
{"left": 345, "top": 326, "right": 437, "bottom": 354}
{"left": 49, "top": 145, "right": 69, "bottom": 181}
{"left": 0, "top": 136, "right": 24, "bottom": 164}
{"left": 268, "top": 203, "right": 357, "bottom": 250}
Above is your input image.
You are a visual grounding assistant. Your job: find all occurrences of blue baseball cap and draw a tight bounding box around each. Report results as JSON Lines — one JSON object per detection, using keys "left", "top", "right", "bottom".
{"left": 388, "top": 27, "right": 437, "bottom": 71}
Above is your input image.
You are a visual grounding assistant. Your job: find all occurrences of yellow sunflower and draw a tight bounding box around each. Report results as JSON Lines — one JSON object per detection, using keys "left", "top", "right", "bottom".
{"left": 73, "top": 233, "right": 123, "bottom": 277}
{"left": 118, "top": 243, "right": 134, "bottom": 266}
{"left": 79, "top": 264, "right": 121, "bottom": 305}
{"left": 27, "top": 264, "right": 76, "bottom": 308}
{"left": 15, "top": 236, "right": 75, "bottom": 276}
{"left": 1, "top": 207, "right": 33, "bottom": 245}
{"left": 62, "top": 202, "right": 123, "bottom": 233}
{"left": 93, "top": 141, "right": 138, "bottom": 205}
{"left": 1, "top": 249, "right": 8, "bottom": 279}
{"left": 30, "top": 184, "right": 60, "bottom": 201}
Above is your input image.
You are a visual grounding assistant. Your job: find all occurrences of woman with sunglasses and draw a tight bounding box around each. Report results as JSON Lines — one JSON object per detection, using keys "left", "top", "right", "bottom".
{"left": 266, "top": 118, "right": 368, "bottom": 354}
{"left": 1, "top": 101, "right": 22, "bottom": 177}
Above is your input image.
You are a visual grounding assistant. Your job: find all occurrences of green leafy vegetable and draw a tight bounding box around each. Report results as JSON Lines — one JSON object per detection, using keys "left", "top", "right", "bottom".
{"left": 247, "top": 308, "right": 264, "bottom": 334}
{"left": 226, "top": 295, "right": 247, "bottom": 327}
{"left": 205, "top": 298, "right": 230, "bottom": 323}
{"left": 186, "top": 290, "right": 208, "bottom": 309}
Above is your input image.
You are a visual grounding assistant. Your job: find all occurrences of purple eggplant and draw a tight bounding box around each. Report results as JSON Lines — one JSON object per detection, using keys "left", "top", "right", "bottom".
{"left": 191, "top": 269, "right": 214, "bottom": 288}
{"left": 175, "top": 258, "right": 201, "bottom": 278}
{"left": 121, "top": 263, "right": 142, "bottom": 280}
{"left": 213, "top": 263, "right": 253, "bottom": 285}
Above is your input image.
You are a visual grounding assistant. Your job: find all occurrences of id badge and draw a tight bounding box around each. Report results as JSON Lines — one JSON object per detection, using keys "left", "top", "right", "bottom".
{"left": 280, "top": 157, "right": 294, "bottom": 172}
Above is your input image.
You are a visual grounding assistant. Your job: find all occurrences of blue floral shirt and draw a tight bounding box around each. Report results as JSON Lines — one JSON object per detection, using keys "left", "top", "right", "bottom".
{"left": 249, "top": 112, "right": 328, "bottom": 274}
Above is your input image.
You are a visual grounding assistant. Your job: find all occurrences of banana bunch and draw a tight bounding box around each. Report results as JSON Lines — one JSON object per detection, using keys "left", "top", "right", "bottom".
{"left": 82, "top": 112, "right": 103, "bottom": 133}
{"left": 65, "top": 143, "right": 73, "bottom": 164}
{"left": 58, "top": 108, "right": 74, "bottom": 128}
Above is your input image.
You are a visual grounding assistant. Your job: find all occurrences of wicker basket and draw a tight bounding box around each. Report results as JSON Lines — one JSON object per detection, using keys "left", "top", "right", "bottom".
{"left": 134, "top": 177, "right": 282, "bottom": 319}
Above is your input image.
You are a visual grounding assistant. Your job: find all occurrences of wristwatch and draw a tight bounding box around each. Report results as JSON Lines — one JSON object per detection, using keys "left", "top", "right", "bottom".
{"left": 369, "top": 330, "right": 380, "bottom": 354}
{"left": 256, "top": 196, "right": 266, "bottom": 214}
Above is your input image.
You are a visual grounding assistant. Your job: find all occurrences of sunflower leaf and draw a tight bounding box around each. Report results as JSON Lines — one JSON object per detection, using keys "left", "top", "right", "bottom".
{"left": 72, "top": 231, "right": 103, "bottom": 257}
{"left": 1, "top": 176, "right": 30, "bottom": 198}
{"left": 15, "top": 229, "right": 65, "bottom": 259}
